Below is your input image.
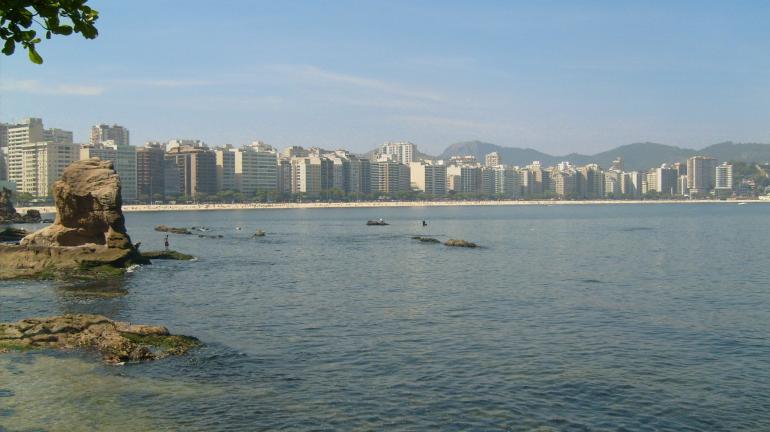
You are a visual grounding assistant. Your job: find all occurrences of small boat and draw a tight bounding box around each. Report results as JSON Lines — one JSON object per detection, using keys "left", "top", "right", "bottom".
{"left": 737, "top": 202, "right": 747, "bottom": 206}
{"left": 366, "top": 219, "right": 389, "bottom": 226}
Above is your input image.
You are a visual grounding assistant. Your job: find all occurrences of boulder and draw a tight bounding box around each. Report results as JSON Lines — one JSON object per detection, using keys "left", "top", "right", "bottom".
{"left": 444, "top": 239, "right": 479, "bottom": 248}
{"left": 0, "top": 314, "right": 199, "bottom": 364}
{"left": 0, "top": 158, "right": 147, "bottom": 279}
{"left": 22, "top": 159, "right": 134, "bottom": 249}
{"left": 154, "top": 225, "right": 193, "bottom": 235}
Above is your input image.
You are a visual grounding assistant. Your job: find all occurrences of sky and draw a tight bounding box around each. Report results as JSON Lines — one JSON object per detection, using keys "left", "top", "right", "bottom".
{"left": 2, "top": 0, "right": 770, "bottom": 155}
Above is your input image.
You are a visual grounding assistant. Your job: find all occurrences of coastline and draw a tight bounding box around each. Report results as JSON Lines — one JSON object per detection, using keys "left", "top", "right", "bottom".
{"left": 16, "top": 198, "right": 769, "bottom": 214}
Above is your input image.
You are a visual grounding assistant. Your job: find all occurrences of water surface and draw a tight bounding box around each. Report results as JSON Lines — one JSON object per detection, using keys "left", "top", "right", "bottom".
{"left": 2, "top": 204, "right": 769, "bottom": 431}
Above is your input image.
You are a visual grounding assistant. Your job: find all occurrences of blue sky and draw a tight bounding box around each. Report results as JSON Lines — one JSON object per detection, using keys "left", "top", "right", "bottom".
{"left": 2, "top": 0, "right": 770, "bottom": 155}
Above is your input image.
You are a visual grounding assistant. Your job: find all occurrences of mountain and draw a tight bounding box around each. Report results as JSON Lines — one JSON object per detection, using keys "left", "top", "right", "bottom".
{"left": 436, "top": 140, "right": 770, "bottom": 171}
{"left": 700, "top": 142, "right": 770, "bottom": 163}
{"left": 438, "top": 141, "right": 561, "bottom": 166}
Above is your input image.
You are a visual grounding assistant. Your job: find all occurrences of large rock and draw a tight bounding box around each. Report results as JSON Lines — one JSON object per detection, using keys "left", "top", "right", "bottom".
{"left": 0, "top": 159, "right": 146, "bottom": 279}
{"left": 0, "top": 187, "right": 41, "bottom": 224}
{"left": 21, "top": 159, "right": 133, "bottom": 249}
{"left": 0, "top": 314, "right": 199, "bottom": 364}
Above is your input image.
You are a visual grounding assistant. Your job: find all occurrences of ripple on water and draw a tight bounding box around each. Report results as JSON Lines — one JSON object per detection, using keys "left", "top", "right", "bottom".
{"left": 3, "top": 205, "right": 770, "bottom": 430}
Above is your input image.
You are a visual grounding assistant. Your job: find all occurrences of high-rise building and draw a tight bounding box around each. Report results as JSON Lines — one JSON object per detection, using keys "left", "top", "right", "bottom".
{"left": 348, "top": 157, "right": 371, "bottom": 195}
{"left": 687, "top": 156, "right": 718, "bottom": 196}
{"left": 90, "top": 124, "right": 129, "bottom": 147}
{"left": 290, "top": 156, "right": 332, "bottom": 195}
{"left": 652, "top": 165, "right": 678, "bottom": 195}
{"left": 378, "top": 141, "right": 416, "bottom": 165}
{"left": 604, "top": 170, "right": 621, "bottom": 197}
{"left": 277, "top": 158, "right": 292, "bottom": 194}
{"left": 371, "top": 160, "right": 410, "bottom": 195}
{"left": 214, "top": 145, "right": 237, "bottom": 192}
{"left": 485, "top": 152, "right": 500, "bottom": 167}
{"left": 80, "top": 141, "right": 138, "bottom": 201}
{"left": 446, "top": 165, "right": 481, "bottom": 194}
{"left": 409, "top": 161, "right": 447, "bottom": 195}
{"left": 6, "top": 118, "right": 74, "bottom": 194}
{"left": 17, "top": 141, "right": 79, "bottom": 197}
{"left": 715, "top": 162, "right": 733, "bottom": 192}
{"left": 234, "top": 143, "right": 278, "bottom": 194}
{"left": 577, "top": 164, "right": 604, "bottom": 199}
{"left": 165, "top": 145, "right": 217, "bottom": 197}
{"left": 622, "top": 171, "right": 643, "bottom": 197}
{"left": 551, "top": 170, "right": 577, "bottom": 197}
{"left": 527, "top": 162, "right": 550, "bottom": 196}
{"left": 490, "top": 165, "right": 519, "bottom": 197}
{"left": 136, "top": 142, "right": 166, "bottom": 201}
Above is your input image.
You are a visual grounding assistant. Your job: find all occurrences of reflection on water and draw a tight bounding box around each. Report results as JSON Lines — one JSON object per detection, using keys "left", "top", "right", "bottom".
{"left": 2, "top": 204, "right": 770, "bottom": 430}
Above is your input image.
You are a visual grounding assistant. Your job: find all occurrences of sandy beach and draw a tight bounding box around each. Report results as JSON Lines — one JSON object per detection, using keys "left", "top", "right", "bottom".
{"left": 16, "top": 198, "right": 769, "bottom": 214}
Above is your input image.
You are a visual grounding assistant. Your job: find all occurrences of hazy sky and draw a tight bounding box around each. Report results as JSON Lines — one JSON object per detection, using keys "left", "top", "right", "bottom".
{"left": 2, "top": 1, "right": 770, "bottom": 155}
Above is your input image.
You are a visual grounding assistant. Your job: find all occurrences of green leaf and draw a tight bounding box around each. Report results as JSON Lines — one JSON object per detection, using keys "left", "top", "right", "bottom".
{"left": 2, "top": 39, "right": 15, "bottom": 56}
{"left": 28, "top": 47, "right": 43, "bottom": 64}
{"left": 57, "top": 25, "right": 73, "bottom": 35}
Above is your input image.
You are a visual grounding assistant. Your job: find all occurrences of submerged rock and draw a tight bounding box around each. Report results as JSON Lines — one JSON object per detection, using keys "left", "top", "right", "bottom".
{"left": 0, "top": 159, "right": 147, "bottom": 279}
{"left": 141, "top": 250, "right": 195, "bottom": 260}
{"left": 0, "top": 188, "right": 42, "bottom": 224}
{"left": 444, "top": 239, "right": 479, "bottom": 248}
{"left": 154, "top": 225, "right": 193, "bottom": 235}
{"left": 411, "top": 236, "right": 441, "bottom": 244}
{"left": 0, "top": 314, "right": 200, "bottom": 364}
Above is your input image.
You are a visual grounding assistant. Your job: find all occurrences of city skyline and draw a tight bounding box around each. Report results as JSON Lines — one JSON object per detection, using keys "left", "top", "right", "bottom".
{"left": 3, "top": 1, "right": 770, "bottom": 154}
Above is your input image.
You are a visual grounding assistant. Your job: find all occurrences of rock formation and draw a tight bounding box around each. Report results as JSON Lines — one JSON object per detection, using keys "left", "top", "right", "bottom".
{"left": 0, "top": 314, "right": 199, "bottom": 364}
{"left": 0, "top": 187, "right": 42, "bottom": 223}
{"left": 154, "top": 225, "right": 193, "bottom": 235}
{"left": 0, "top": 158, "right": 147, "bottom": 279}
{"left": 412, "top": 236, "right": 441, "bottom": 243}
{"left": 444, "top": 239, "right": 479, "bottom": 248}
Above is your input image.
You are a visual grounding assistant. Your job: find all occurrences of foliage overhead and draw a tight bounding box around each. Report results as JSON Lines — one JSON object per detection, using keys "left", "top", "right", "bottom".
{"left": 0, "top": 0, "right": 98, "bottom": 64}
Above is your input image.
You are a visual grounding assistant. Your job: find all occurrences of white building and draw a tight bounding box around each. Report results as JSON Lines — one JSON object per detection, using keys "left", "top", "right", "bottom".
{"left": 409, "top": 161, "right": 447, "bottom": 195}
{"left": 379, "top": 141, "right": 416, "bottom": 165}
{"left": 18, "top": 141, "right": 79, "bottom": 197}
{"left": 715, "top": 162, "right": 733, "bottom": 191}
{"left": 485, "top": 152, "right": 500, "bottom": 167}
{"left": 6, "top": 118, "right": 75, "bottom": 196}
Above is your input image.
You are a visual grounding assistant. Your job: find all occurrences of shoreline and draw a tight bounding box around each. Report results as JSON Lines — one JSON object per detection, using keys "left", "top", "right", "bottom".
{"left": 16, "top": 198, "right": 769, "bottom": 214}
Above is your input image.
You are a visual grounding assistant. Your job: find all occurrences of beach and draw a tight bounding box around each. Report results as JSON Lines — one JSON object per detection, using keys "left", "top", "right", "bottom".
{"left": 16, "top": 198, "right": 769, "bottom": 214}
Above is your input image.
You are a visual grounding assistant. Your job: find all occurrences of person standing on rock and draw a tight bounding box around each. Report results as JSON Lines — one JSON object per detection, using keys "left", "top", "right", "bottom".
{"left": 164, "top": 235, "right": 169, "bottom": 251}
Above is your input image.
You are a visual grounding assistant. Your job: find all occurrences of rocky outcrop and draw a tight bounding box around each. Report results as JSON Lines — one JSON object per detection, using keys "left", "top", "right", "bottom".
{"left": 412, "top": 236, "right": 440, "bottom": 244}
{"left": 0, "top": 159, "right": 147, "bottom": 279}
{"left": 140, "top": 250, "right": 195, "bottom": 260}
{"left": 154, "top": 225, "right": 192, "bottom": 235}
{"left": 0, "top": 314, "right": 199, "bottom": 364}
{"left": 444, "top": 239, "right": 479, "bottom": 248}
{"left": 0, "top": 188, "right": 42, "bottom": 223}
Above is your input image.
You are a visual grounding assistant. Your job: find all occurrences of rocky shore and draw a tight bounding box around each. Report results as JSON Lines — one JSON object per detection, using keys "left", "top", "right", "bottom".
{"left": 0, "top": 314, "right": 199, "bottom": 364}
{"left": 0, "top": 159, "right": 148, "bottom": 279}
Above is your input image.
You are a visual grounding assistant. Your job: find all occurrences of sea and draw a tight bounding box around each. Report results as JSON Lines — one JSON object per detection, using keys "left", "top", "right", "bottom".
{"left": 1, "top": 203, "right": 769, "bottom": 431}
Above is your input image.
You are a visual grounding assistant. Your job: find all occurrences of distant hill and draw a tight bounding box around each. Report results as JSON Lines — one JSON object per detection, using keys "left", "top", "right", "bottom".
{"left": 435, "top": 140, "right": 770, "bottom": 171}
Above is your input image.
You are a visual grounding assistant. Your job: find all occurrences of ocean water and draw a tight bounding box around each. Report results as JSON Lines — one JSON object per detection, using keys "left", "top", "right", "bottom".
{"left": 1, "top": 204, "right": 769, "bottom": 431}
